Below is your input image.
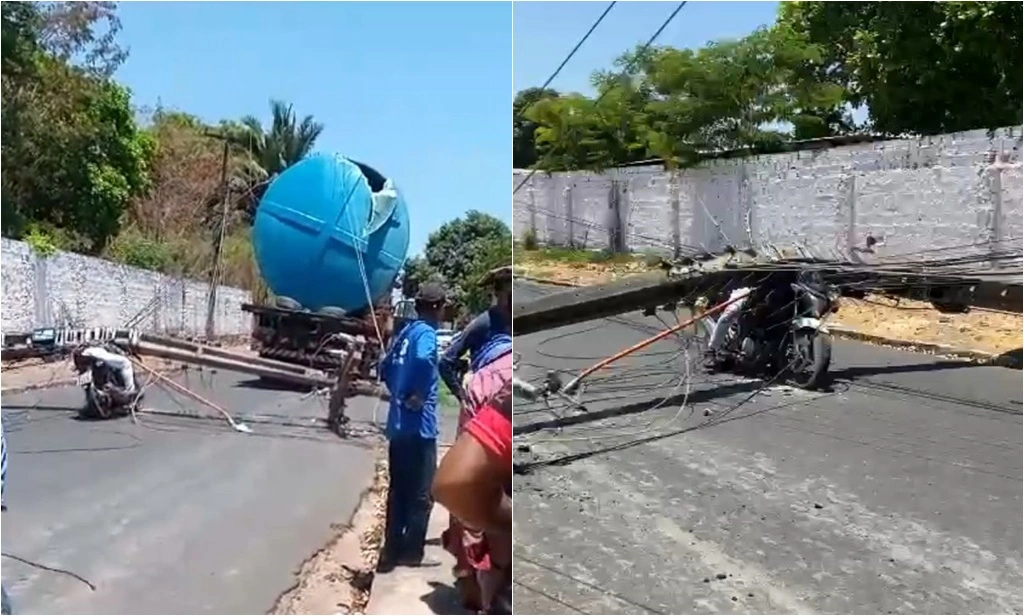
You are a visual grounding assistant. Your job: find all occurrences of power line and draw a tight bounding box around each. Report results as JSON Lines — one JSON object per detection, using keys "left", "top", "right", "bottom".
{"left": 514, "top": 1, "right": 689, "bottom": 196}
{"left": 534, "top": 1, "right": 617, "bottom": 94}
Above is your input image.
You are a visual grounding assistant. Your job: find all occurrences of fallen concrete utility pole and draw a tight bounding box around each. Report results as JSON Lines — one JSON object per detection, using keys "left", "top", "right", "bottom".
{"left": 514, "top": 250, "right": 1023, "bottom": 337}
{"left": 116, "top": 334, "right": 385, "bottom": 438}
{"left": 138, "top": 333, "right": 314, "bottom": 376}
{"left": 117, "top": 338, "right": 336, "bottom": 389}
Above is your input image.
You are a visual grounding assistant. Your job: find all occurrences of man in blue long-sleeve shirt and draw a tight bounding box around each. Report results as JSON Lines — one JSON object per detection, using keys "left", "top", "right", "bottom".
{"left": 378, "top": 282, "right": 447, "bottom": 571}
{"left": 439, "top": 268, "right": 512, "bottom": 400}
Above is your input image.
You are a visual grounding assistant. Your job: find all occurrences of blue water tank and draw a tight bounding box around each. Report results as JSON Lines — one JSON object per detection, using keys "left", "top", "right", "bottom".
{"left": 252, "top": 154, "right": 411, "bottom": 314}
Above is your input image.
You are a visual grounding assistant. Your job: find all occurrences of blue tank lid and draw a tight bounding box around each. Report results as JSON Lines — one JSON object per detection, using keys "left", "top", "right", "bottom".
{"left": 252, "top": 154, "right": 411, "bottom": 313}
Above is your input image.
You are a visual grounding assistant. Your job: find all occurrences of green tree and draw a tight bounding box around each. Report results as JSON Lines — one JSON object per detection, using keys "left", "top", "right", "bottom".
{"left": 513, "top": 87, "right": 560, "bottom": 169}
{"left": 1, "top": 2, "right": 153, "bottom": 251}
{"left": 399, "top": 256, "right": 441, "bottom": 299}
{"left": 617, "top": 26, "right": 846, "bottom": 166}
{"left": 461, "top": 233, "right": 513, "bottom": 314}
{"left": 524, "top": 25, "right": 847, "bottom": 172}
{"left": 33, "top": 1, "right": 127, "bottom": 78}
{"left": 777, "top": 1, "right": 1022, "bottom": 135}
{"left": 525, "top": 93, "right": 610, "bottom": 171}
{"left": 226, "top": 99, "right": 325, "bottom": 222}
{"left": 1, "top": 2, "right": 42, "bottom": 80}
{"left": 419, "top": 211, "right": 512, "bottom": 311}
{"left": 525, "top": 83, "right": 651, "bottom": 172}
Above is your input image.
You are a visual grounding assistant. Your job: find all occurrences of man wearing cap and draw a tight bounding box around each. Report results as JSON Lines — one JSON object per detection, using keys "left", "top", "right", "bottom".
{"left": 439, "top": 266, "right": 512, "bottom": 402}
{"left": 378, "top": 281, "right": 447, "bottom": 571}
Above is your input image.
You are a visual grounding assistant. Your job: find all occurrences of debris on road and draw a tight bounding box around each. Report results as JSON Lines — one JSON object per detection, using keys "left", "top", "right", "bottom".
{"left": 512, "top": 277, "right": 1023, "bottom": 615}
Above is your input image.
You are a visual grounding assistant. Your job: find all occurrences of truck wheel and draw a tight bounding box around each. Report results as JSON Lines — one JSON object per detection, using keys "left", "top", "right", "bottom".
{"left": 275, "top": 296, "right": 302, "bottom": 311}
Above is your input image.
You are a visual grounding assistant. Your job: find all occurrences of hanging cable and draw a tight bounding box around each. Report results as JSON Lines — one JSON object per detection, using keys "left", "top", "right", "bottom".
{"left": 514, "top": 1, "right": 689, "bottom": 196}
{"left": 532, "top": 2, "right": 617, "bottom": 95}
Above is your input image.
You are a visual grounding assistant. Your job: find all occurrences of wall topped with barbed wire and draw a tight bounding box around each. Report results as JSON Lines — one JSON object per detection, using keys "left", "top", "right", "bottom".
{"left": 1, "top": 238, "right": 252, "bottom": 337}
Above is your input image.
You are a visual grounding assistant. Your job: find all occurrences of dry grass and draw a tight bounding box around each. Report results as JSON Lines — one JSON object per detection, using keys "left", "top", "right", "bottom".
{"left": 103, "top": 111, "right": 266, "bottom": 293}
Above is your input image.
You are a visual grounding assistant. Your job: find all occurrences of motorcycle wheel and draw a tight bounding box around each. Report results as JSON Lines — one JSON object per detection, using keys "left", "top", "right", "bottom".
{"left": 85, "top": 387, "right": 114, "bottom": 420}
{"left": 787, "top": 331, "right": 832, "bottom": 390}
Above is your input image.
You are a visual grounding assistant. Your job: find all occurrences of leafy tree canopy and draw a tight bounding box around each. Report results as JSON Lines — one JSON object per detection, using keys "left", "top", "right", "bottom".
{"left": 0, "top": 1, "right": 326, "bottom": 292}
{"left": 2, "top": 1, "right": 152, "bottom": 252}
{"left": 515, "top": 0, "right": 1021, "bottom": 172}
{"left": 404, "top": 211, "right": 512, "bottom": 314}
{"left": 226, "top": 99, "right": 326, "bottom": 223}
{"left": 777, "top": 1, "right": 1022, "bottom": 135}
{"left": 513, "top": 87, "right": 560, "bottom": 169}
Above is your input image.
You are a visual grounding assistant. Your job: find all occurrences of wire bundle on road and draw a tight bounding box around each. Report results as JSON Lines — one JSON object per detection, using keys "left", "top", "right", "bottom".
{"left": 512, "top": 237, "right": 1022, "bottom": 473}
{"left": 513, "top": 268, "right": 824, "bottom": 465}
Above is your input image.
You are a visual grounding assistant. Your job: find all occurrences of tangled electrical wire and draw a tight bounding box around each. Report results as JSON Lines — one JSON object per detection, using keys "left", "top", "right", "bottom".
{"left": 512, "top": 268, "right": 834, "bottom": 471}
{"left": 1, "top": 344, "right": 375, "bottom": 448}
{"left": 511, "top": 230, "right": 1022, "bottom": 474}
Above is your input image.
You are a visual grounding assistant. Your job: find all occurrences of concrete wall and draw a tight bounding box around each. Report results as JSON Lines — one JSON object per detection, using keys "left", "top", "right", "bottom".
{"left": 513, "top": 127, "right": 1023, "bottom": 262}
{"left": 0, "top": 238, "right": 253, "bottom": 337}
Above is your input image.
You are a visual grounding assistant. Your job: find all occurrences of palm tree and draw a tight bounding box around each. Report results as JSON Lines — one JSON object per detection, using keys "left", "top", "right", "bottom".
{"left": 227, "top": 99, "right": 325, "bottom": 223}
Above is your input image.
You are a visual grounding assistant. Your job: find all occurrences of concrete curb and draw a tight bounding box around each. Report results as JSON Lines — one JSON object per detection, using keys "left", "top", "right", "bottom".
{"left": 364, "top": 446, "right": 456, "bottom": 616}
{"left": 513, "top": 273, "right": 581, "bottom": 288}
{"left": 513, "top": 275, "right": 1022, "bottom": 370}
{"left": 828, "top": 326, "right": 1021, "bottom": 369}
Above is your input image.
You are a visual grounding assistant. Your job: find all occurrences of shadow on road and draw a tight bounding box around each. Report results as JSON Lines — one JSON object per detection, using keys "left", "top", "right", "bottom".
{"left": 514, "top": 378, "right": 763, "bottom": 437}
{"left": 420, "top": 581, "right": 472, "bottom": 615}
{"left": 234, "top": 377, "right": 312, "bottom": 392}
{"left": 515, "top": 350, "right": 1021, "bottom": 474}
{"left": 514, "top": 392, "right": 830, "bottom": 476}
{"left": 1, "top": 404, "right": 78, "bottom": 413}
{"left": 830, "top": 358, "right": 979, "bottom": 381}
{"left": 517, "top": 354, "right": 1012, "bottom": 446}
{"left": 832, "top": 358, "right": 1020, "bottom": 415}
{"left": 996, "top": 347, "right": 1022, "bottom": 367}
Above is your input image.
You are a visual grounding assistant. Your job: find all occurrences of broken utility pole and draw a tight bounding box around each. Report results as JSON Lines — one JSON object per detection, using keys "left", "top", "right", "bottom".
{"left": 204, "top": 131, "right": 232, "bottom": 340}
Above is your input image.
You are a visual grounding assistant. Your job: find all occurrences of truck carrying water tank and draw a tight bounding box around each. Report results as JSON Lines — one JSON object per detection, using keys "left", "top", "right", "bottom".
{"left": 242, "top": 155, "right": 411, "bottom": 376}
{"left": 252, "top": 154, "right": 411, "bottom": 315}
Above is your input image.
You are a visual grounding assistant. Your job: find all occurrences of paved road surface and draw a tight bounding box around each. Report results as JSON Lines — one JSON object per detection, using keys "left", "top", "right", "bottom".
{"left": 0, "top": 369, "right": 385, "bottom": 615}
{"left": 513, "top": 281, "right": 1022, "bottom": 615}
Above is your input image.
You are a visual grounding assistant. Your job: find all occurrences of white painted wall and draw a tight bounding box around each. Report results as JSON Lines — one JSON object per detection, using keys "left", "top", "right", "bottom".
{"left": 1, "top": 238, "right": 253, "bottom": 337}
{"left": 513, "top": 127, "right": 1023, "bottom": 263}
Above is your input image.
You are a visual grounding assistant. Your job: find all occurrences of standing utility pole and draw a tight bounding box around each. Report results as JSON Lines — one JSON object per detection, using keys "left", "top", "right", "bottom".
{"left": 205, "top": 132, "right": 232, "bottom": 339}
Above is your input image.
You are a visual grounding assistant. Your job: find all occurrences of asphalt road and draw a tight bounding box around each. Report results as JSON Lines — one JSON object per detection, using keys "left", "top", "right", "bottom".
{"left": 0, "top": 369, "right": 388, "bottom": 615}
{"left": 512, "top": 281, "right": 1023, "bottom": 615}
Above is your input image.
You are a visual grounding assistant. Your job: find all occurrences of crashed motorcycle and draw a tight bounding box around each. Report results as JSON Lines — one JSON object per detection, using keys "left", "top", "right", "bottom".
{"left": 74, "top": 346, "right": 141, "bottom": 419}
{"left": 704, "top": 272, "right": 839, "bottom": 390}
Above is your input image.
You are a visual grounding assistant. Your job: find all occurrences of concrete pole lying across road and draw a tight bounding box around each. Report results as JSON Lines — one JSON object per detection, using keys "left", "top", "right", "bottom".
{"left": 116, "top": 337, "right": 336, "bottom": 389}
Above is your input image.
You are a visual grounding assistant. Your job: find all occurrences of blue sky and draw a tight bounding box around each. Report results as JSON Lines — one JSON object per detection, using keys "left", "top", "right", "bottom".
{"left": 513, "top": 1, "right": 781, "bottom": 94}
{"left": 115, "top": 1, "right": 513, "bottom": 256}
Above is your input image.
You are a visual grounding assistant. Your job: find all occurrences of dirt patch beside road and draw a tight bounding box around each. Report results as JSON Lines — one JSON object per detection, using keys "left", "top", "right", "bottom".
{"left": 1, "top": 344, "right": 259, "bottom": 394}
{"left": 0, "top": 356, "right": 183, "bottom": 393}
{"left": 831, "top": 295, "right": 1021, "bottom": 356}
{"left": 513, "top": 249, "right": 652, "bottom": 287}
{"left": 514, "top": 253, "right": 1022, "bottom": 357}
